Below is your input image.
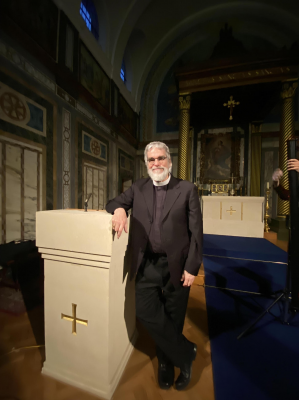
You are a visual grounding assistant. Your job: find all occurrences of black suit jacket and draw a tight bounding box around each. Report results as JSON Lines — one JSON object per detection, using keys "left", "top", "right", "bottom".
{"left": 106, "top": 175, "right": 203, "bottom": 287}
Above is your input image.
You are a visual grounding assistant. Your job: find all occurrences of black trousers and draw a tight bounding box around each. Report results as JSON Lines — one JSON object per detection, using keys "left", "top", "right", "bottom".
{"left": 135, "top": 253, "right": 194, "bottom": 368}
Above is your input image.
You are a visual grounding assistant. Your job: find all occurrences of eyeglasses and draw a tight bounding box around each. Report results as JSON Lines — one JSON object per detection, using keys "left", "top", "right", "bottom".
{"left": 147, "top": 156, "right": 167, "bottom": 164}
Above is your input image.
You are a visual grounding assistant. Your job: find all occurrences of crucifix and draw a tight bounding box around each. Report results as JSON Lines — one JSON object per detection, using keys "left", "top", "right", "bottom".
{"left": 61, "top": 303, "right": 88, "bottom": 335}
{"left": 223, "top": 96, "right": 240, "bottom": 120}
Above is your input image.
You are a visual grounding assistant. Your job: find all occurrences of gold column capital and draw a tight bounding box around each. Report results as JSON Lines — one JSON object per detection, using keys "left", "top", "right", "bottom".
{"left": 251, "top": 121, "right": 262, "bottom": 134}
{"left": 179, "top": 95, "right": 191, "bottom": 110}
{"left": 281, "top": 81, "right": 298, "bottom": 99}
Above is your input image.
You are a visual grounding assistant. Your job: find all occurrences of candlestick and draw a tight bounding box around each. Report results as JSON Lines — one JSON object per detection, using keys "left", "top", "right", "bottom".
{"left": 267, "top": 182, "right": 269, "bottom": 189}
{"left": 230, "top": 175, "right": 235, "bottom": 196}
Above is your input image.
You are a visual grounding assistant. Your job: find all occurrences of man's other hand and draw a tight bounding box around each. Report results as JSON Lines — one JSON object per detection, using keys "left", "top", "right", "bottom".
{"left": 112, "top": 208, "right": 128, "bottom": 239}
{"left": 181, "top": 270, "right": 195, "bottom": 287}
{"left": 287, "top": 159, "right": 299, "bottom": 173}
{"left": 272, "top": 168, "right": 283, "bottom": 187}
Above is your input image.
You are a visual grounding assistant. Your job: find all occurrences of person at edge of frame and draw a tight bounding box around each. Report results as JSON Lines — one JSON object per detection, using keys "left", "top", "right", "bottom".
{"left": 272, "top": 159, "right": 299, "bottom": 200}
{"left": 105, "top": 141, "right": 203, "bottom": 391}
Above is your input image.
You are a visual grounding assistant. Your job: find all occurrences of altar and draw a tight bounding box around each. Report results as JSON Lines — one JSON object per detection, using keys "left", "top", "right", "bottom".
{"left": 201, "top": 196, "right": 264, "bottom": 238}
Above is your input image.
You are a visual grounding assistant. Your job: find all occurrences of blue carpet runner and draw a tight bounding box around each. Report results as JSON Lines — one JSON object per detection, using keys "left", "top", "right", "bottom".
{"left": 203, "top": 234, "right": 288, "bottom": 264}
{"left": 203, "top": 234, "right": 299, "bottom": 400}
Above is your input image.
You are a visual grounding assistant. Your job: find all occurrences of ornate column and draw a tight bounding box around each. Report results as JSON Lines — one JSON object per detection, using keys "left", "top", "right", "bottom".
{"left": 250, "top": 122, "right": 262, "bottom": 197}
{"left": 178, "top": 94, "right": 191, "bottom": 180}
{"left": 277, "top": 80, "right": 298, "bottom": 216}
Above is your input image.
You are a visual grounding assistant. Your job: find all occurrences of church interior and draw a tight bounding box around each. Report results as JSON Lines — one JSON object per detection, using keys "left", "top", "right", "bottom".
{"left": 0, "top": 0, "right": 299, "bottom": 399}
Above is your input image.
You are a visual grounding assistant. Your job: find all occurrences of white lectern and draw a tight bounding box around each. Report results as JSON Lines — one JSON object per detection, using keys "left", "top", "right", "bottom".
{"left": 36, "top": 210, "right": 137, "bottom": 399}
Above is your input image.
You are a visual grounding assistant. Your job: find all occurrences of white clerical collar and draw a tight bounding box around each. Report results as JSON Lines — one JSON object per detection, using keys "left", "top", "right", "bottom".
{"left": 153, "top": 174, "right": 171, "bottom": 186}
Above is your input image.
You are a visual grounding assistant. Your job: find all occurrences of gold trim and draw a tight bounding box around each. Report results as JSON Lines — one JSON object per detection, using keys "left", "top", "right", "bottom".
{"left": 179, "top": 65, "right": 299, "bottom": 93}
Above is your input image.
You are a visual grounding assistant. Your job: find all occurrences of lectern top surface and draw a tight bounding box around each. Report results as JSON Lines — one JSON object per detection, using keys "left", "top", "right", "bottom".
{"left": 38, "top": 209, "right": 108, "bottom": 213}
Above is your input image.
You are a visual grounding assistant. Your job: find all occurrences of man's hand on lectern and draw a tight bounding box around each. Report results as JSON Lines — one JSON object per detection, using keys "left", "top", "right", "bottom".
{"left": 112, "top": 208, "right": 128, "bottom": 239}
{"left": 272, "top": 168, "right": 283, "bottom": 187}
{"left": 287, "top": 159, "right": 299, "bottom": 173}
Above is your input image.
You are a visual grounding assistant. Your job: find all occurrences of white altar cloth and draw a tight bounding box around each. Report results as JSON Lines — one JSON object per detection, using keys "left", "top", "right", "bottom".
{"left": 202, "top": 196, "right": 264, "bottom": 238}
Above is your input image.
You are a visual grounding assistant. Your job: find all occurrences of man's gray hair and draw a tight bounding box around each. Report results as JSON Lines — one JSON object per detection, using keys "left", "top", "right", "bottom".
{"left": 144, "top": 141, "right": 171, "bottom": 164}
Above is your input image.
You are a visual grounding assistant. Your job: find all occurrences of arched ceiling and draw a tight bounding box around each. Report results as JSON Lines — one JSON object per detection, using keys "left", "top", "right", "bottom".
{"left": 56, "top": 0, "right": 299, "bottom": 113}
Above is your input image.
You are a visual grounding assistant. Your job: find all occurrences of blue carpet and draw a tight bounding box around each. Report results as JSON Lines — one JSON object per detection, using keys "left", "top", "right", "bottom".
{"left": 206, "top": 286, "right": 299, "bottom": 400}
{"left": 204, "top": 257, "right": 287, "bottom": 294}
{"left": 203, "top": 236, "right": 299, "bottom": 400}
{"left": 203, "top": 234, "right": 287, "bottom": 264}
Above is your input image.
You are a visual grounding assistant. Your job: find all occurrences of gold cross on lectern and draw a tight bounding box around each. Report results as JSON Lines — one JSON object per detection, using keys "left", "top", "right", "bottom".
{"left": 223, "top": 96, "right": 240, "bottom": 120}
{"left": 61, "top": 303, "right": 88, "bottom": 335}
{"left": 226, "top": 206, "right": 236, "bottom": 216}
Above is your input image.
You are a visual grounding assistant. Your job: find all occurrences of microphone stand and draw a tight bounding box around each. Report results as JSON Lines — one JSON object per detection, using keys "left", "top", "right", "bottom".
{"left": 84, "top": 193, "right": 92, "bottom": 212}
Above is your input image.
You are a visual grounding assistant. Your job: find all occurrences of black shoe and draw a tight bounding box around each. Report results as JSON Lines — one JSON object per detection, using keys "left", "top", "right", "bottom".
{"left": 175, "top": 344, "right": 197, "bottom": 391}
{"left": 158, "top": 362, "right": 175, "bottom": 390}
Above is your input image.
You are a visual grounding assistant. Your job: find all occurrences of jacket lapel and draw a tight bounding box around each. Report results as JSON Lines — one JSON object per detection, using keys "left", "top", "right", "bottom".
{"left": 142, "top": 178, "right": 154, "bottom": 219}
{"left": 162, "top": 176, "right": 181, "bottom": 221}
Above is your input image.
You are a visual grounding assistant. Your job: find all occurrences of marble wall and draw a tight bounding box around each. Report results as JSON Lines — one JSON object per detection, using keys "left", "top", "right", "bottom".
{"left": 1, "top": 137, "right": 43, "bottom": 243}
{"left": 83, "top": 163, "right": 107, "bottom": 210}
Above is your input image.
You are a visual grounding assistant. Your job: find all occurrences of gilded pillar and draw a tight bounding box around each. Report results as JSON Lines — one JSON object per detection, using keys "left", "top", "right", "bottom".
{"left": 277, "top": 80, "right": 298, "bottom": 216}
{"left": 178, "top": 94, "right": 191, "bottom": 181}
{"left": 250, "top": 122, "right": 262, "bottom": 196}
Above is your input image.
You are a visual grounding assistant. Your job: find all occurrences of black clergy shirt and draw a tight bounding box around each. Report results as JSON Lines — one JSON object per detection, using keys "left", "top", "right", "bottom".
{"left": 148, "top": 185, "right": 167, "bottom": 254}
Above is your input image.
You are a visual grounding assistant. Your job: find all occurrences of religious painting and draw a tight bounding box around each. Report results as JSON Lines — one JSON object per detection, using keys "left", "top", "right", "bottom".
{"left": 200, "top": 132, "right": 240, "bottom": 183}
{"left": 118, "top": 95, "right": 137, "bottom": 138}
{"left": 80, "top": 43, "right": 110, "bottom": 111}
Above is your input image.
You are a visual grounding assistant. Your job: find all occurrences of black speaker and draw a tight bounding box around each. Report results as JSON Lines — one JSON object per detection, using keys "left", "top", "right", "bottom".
{"left": 287, "top": 138, "right": 299, "bottom": 309}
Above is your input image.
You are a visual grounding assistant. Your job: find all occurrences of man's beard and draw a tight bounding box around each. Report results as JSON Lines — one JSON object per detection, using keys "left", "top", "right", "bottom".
{"left": 147, "top": 166, "right": 170, "bottom": 182}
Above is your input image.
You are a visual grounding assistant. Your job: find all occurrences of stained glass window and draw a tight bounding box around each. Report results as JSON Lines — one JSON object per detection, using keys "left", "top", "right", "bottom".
{"left": 120, "top": 60, "right": 126, "bottom": 82}
{"left": 80, "top": 0, "right": 99, "bottom": 41}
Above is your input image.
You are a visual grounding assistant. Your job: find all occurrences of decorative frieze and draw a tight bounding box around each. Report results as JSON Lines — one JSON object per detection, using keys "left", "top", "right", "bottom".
{"left": 0, "top": 81, "right": 47, "bottom": 136}
{"left": 82, "top": 131, "right": 107, "bottom": 161}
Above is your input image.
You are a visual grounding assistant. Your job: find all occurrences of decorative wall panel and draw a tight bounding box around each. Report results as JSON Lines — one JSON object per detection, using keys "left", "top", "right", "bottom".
{"left": 0, "top": 137, "right": 43, "bottom": 244}
{"left": 82, "top": 131, "right": 107, "bottom": 161}
{"left": 0, "top": 82, "right": 47, "bottom": 136}
{"left": 83, "top": 163, "right": 107, "bottom": 210}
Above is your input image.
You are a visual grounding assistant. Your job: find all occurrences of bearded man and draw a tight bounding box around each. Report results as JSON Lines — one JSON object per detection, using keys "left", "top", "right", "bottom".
{"left": 106, "top": 141, "right": 203, "bottom": 391}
